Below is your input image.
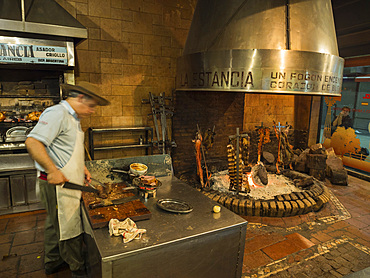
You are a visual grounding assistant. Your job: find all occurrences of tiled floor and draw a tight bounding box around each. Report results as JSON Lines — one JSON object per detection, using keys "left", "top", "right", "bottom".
{"left": 241, "top": 175, "right": 370, "bottom": 278}
{"left": 0, "top": 175, "right": 369, "bottom": 277}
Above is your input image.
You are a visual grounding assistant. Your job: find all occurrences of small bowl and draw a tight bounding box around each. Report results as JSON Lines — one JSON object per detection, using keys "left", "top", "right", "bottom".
{"left": 129, "top": 163, "right": 148, "bottom": 176}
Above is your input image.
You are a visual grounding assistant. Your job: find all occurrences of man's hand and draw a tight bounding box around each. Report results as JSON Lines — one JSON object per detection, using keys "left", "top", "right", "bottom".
{"left": 84, "top": 166, "right": 91, "bottom": 185}
{"left": 47, "top": 169, "right": 69, "bottom": 185}
{"left": 25, "top": 137, "right": 66, "bottom": 184}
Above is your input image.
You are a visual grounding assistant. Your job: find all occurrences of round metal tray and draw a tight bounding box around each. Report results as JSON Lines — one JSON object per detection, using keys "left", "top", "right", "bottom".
{"left": 156, "top": 198, "right": 193, "bottom": 214}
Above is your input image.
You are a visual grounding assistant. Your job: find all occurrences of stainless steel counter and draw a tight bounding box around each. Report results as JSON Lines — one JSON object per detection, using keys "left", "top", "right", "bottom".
{"left": 0, "top": 153, "right": 35, "bottom": 173}
{"left": 0, "top": 153, "right": 42, "bottom": 215}
{"left": 84, "top": 155, "right": 247, "bottom": 278}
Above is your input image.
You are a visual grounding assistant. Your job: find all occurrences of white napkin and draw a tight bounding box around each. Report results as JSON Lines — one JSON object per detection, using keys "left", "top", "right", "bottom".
{"left": 108, "top": 218, "right": 146, "bottom": 243}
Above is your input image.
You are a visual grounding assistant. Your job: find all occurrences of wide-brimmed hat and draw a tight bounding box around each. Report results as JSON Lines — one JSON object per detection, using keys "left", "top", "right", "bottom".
{"left": 61, "top": 81, "right": 110, "bottom": 106}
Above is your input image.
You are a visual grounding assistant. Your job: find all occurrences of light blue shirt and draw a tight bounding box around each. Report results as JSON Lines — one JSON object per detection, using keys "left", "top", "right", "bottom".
{"left": 27, "top": 100, "right": 81, "bottom": 171}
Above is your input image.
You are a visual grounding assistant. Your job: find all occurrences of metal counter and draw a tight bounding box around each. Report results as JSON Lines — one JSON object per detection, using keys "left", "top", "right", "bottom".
{"left": 0, "top": 153, "right": 42, "bottom": 214}
{"left": 84, "top": 155, "right": 247, "bottom": 278}
{"left": 0, "top": 153, "right": 35, "bottom": 173}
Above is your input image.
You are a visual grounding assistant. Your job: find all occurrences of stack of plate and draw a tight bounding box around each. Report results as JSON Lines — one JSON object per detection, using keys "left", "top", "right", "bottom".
{"left": 5, "top": 126, "right": 32, "bottom": 142}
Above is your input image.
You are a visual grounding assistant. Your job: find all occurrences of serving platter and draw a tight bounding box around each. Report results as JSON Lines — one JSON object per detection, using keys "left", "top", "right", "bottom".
{"left": 156, "top": 199, "right": 193, "bottom": 214}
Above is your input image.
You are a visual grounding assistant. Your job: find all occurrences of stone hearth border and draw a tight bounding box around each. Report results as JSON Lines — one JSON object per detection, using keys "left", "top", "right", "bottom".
{"left": 202, "top": 180, "right": 331, "bottom": 217}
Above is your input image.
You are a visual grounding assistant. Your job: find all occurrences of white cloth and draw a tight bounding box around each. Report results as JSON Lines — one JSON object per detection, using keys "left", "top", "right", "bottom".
{"left": 109, "top": 218, "right": 147, "bottom": 243}
{"left": 56, "top": 102, "right": 85, "bottom": 241}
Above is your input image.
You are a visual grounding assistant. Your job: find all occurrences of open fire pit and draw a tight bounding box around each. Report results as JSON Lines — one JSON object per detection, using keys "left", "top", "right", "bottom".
{"left": 182, "top": 126, "right": 348, "bottom": 217}
{"left": 205, "top": 167, "right": 331, "bottom": 217}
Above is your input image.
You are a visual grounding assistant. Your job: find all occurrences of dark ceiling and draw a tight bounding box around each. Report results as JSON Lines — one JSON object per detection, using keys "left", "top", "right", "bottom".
{"left": 332, "top": 0, "right": 370, "bottom": 58}
{"left": 0, "top": 0, "right": 368, "bottom": 58}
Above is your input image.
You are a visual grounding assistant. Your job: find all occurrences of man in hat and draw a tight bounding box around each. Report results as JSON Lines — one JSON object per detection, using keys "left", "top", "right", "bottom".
{"left": 332, "top": 106, "right": 353, "bottom": 133}
{"left": 25, "top": 81, "right": 109, "bottom": 277}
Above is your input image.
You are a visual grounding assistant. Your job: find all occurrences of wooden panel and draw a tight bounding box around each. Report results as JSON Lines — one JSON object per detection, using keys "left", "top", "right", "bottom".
{"left": 25, "top": 173, "right": 38, "bottom": 204}
{"left": 0, "top": 177, "right": 10, "bottom": 209}
{"left": 10, "top": 175, "right": 26, "bottom": 206}
{"left": 344, "top": 55, "right": 370, "bottom": 67}
{"left": 294, "top": 95, "right": 312, "bottom": 130}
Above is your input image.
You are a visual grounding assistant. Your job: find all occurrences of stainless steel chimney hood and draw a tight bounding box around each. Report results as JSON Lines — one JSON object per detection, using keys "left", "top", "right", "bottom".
{"left": 0, "top": 0, "right": 87, "bottom": 40}
{"left": 176, "top": 0, "right": 344, "bottom": 96}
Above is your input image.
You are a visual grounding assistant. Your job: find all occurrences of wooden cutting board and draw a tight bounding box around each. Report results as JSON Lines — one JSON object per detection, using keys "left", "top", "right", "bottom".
{"left": 82, "top": 182, "right": 151, "bottom": 229}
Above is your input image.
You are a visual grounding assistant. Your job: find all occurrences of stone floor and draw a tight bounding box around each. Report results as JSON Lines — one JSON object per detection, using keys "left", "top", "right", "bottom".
{"left": 241, "top": 175, "right": 370, "bottom": 278}
{"left": 0, "top": 175, "right": 369, "bottom": 277}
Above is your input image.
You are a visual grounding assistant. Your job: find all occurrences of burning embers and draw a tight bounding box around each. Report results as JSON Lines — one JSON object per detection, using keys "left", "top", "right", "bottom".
{"left": 211, "top": 169, "right": 304, "bottom": 201}
{"left": 226, "top": 123, "right": 295, "bottom": 194}
{"left": 218, "top": 152, "right": 305, "bottom": 201}
{"left": 249, "top": 162, "right": 268, "bottom": 188}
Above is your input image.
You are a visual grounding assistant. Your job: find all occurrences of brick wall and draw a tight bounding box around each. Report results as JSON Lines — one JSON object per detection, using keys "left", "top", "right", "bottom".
{"left": 56, "top": 0, "right": 197, "bottom": 159}
{"left": 172, "top": 91, "right": 245, "bottom": 174}
{"left": 243, "top": 93, "right": 295, "bottom": 131}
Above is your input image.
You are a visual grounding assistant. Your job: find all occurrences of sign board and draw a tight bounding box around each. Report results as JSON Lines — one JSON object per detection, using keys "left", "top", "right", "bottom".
{"left": 176, "top": 49, "right": 344, "bottom": 96}
{"left": 0, "top": 36, "right": 74, "bottom": 66}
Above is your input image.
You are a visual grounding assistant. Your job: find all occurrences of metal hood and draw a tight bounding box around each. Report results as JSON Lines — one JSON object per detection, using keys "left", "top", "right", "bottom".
{"left": 176, "top": 0, "right": 344, "bottom": 96}
{"left": 0, "top": 0, "right": 87, "bottom": 40}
